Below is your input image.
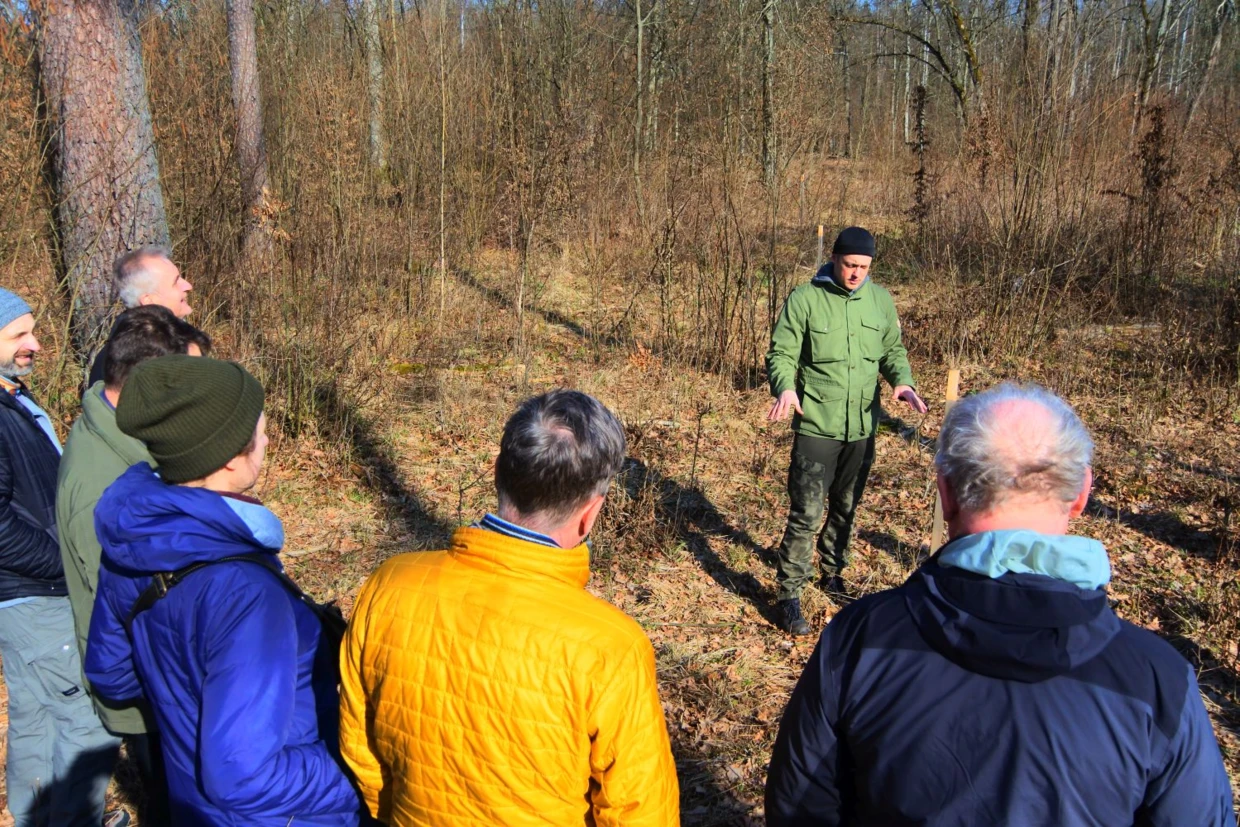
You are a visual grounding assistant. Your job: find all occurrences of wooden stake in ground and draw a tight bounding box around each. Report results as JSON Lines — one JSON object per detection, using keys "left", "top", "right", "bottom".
{"left": 930, "top": 368, "right": 961, "bottom": 552}
{"left": 815, "top": 224, "right": 824, "bottom": 272}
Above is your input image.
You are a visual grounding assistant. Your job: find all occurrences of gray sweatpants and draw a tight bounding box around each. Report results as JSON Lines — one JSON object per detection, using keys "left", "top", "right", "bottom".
{"left": 0, "top": 597, "right": 120, "bottom": 826}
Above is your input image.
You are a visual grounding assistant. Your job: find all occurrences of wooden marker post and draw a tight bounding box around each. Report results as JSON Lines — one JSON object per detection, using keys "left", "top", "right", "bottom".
{"left": 815, "top": 224, "right": 825, "bottom": 272}
{"left": 930, "top": 369, "right": 961, "bottom": 553}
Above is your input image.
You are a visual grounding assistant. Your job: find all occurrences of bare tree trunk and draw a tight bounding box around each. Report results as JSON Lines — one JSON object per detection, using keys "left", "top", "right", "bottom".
{"left": 1114, "top": 13, "right": 1128, "bottom": 80}
{"left": 840, "top": 34, "right": 851, "bottom": 157}
{"left": 227, "top": 0, "right": 274, "bottom": 265}
{"left": 903, "top": 30, "right": 911, "bottom": 144}
{"left": 761, "top": 0, "right": 776, "bottom": 187}
{"left": 633, "top": 0, "right": 646, "bottom": 223}
{"left": 34, "top": 0, "right": 170, "bottom": 354}
{"left": 438, "top": 0, "right": 448, "bottom": 328}
{"left": 1186, "top": 0, "right": 1233, "bottom": 125}
{"left": 361, "top": 0, "right": 386, "bottom": 174}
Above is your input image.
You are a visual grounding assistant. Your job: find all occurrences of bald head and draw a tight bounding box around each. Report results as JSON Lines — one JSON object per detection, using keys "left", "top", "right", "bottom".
{"left": 936, "top": 383, "right": 1093, "bottom": 517}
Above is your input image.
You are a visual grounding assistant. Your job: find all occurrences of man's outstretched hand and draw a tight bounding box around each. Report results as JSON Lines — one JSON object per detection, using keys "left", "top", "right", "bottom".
{"left": 893, "top": 385, "right": 928, "bottom": 414}
{"left": 767, "top": 389, "right": 803, "bottom": 422}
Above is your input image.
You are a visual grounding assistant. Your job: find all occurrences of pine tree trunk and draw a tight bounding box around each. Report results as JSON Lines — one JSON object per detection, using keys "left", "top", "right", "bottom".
{"left": 227, "top": 0, "right": 274, "bottom": 265}
{"left": 35, "top": 0, "right": 170, "bottom": 354}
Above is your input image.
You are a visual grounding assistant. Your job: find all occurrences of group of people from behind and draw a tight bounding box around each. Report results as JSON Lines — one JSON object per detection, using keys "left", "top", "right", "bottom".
{"left": 0, "top": 239, "right": 1233, "bottom": 826}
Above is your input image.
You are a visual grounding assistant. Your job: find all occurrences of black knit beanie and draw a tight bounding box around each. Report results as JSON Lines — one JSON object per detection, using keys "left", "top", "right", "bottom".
{"left": 117, "top": 355, "right": 265, "bottom": 484}
{"left": 832, "top": 226, "right": 877, "bottom": 258}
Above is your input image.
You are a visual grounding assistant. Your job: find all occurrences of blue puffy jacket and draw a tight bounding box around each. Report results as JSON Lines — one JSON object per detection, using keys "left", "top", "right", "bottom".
{"left": 766, "top": 531, "right": 1236, "bottom": 827}
{"left": 85, "top": 464, "right": 362, "bottom": 826}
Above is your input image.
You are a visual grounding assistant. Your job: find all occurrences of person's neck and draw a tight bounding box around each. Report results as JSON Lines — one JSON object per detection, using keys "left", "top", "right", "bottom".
{"left": 497, "top": 506, "right": 581, "bottom": 549}
{"left": 180, "top": 473, "right": 252, "bottom": 496}
{"left": 103, "top": 387, "right": 120, "bottom": 408}
{"left": 949, "top": 507, "right": 1072, "bottom": 540}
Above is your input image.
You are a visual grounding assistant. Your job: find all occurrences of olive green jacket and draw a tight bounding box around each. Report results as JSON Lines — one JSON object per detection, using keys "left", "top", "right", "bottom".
{"left": 56, "top": 381, "right": 154, "bottom": 734}
{"left": 766, "top": 268, "right": 916, "bottom": 442}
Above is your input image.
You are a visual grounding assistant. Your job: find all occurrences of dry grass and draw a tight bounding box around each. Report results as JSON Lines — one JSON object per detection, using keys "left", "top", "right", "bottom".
{"left": 0, "top": 4, "right": 1238, "bottom": 822}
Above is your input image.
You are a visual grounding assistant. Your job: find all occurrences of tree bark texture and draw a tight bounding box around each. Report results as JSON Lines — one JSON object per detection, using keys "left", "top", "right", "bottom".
{"left": 361, "top": 0, "right": 386, "bottom": 173}
{"left": 35, "top": 0, "right": 169, "bottom": 352}
{"left": 761, "top": 0, "right": 776, "bottom": 188}
{"left": 227, "top": 0, "right": 274, "bottom": 263}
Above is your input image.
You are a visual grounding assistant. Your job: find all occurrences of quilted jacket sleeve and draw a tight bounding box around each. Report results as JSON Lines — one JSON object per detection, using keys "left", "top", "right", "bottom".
{"left": 0, "top": 441, "right": 63, "bottom": 580}
{"left": 197, "top": 575, "right": 362, "bottom": 818}
{"left": 766, "top": 290, "right": 809, "bottom": 398}
{"left": 339, "top": 571, "right": 389, "bottom": 821}
{"left": 1137, "top": 667, "right": 1237, "bottom": 827}
{"left": 589, "top": 636, "right": 680, "bottom": 827}
{"left": 764, "top": 632, "right": 846, "bottom": 827}
{"left": 84, "top": 568, "right": 145, "bottom": 703}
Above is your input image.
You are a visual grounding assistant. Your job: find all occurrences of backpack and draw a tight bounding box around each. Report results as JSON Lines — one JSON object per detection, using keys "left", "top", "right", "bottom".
{"left": 124, "top": 553, "right": 348, "bottom": 653}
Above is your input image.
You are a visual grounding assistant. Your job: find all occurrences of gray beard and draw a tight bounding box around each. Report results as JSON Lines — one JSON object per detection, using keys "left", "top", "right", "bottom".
{"left": 0, "top": 360, "right": 32, "bottom": 379}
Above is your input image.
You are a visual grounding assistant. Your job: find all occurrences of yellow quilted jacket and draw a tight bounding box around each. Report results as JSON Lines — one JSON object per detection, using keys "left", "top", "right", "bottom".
{"left": 339, "top": 526, "right": 681, "bottom": 826}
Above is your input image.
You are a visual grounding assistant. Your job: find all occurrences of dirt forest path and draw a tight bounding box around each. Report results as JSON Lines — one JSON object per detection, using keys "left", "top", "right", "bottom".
{"left": 2, "top": 284, "right": 1239, "bottom": 824}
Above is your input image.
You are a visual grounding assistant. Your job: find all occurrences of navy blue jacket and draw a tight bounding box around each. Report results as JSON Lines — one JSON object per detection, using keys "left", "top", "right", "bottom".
{"left": 766, "top": 553, "right": 1236, "bottom": 826}
{"left": 85, "top": 464, "right": 362, "bottom": 826}
{"left": 0, "top": 387, "right": 67, "bottom": 601}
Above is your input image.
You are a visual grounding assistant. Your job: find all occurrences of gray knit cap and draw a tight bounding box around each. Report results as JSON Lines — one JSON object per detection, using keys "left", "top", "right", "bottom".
{"left": 0, "top": 289, "right": 32, "bottom": 331}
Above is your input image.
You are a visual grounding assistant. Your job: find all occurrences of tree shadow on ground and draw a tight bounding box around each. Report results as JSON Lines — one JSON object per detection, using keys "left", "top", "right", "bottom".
{"left": 313, "top": 380, "right": 453, "bottom": 553}
{"left": 1086, "top": 497, "right": 1228, "bottom": 563}
{"left": 454, "top": 268, "right": 625, "bottom": 348}
{"left": 1147, "top": 589, "right": 1240, "bottom": 738}
{"left": 455, "top": 268, "right": 771, "bottom": 392}
{"left": 660, "top": 637, "right": 768, "bottom": 825}
{"left": 675, "top": 744, "right": 764, "bottom": 826}
{"left": 617, "top": 458, "right": 783, "bottom": 628}
{"left": 857, "top": 528, "right": 927, "bottom": 571}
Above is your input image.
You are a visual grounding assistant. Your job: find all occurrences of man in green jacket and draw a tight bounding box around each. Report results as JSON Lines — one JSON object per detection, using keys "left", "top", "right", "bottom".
{"left": 766, "top": 227, "right": 926, "bottom": 635}
{"left": 57, "top": 305, "right": 209, "bottom": 825}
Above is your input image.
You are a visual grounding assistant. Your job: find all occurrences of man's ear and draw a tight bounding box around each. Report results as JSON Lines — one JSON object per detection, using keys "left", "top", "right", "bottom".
{"left": 936, "top": 472, "right": 958, "bottom": 522}
{"left": 576, "top": 494, "right": 607, "bottom": 542}
{"left": 136, "top": 294, "right": 155, "bottom": 307}
{"left": 1068, "top": 467, "right": 1093, "bottom": 519}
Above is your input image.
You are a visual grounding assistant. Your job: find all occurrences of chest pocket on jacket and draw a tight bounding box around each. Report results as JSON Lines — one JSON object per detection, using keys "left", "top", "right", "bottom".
{"left": 859, "top": 316, "right": 885, "bottom": 360}
{"left": 809, "top": 326, "right": 846, "bottom": 363}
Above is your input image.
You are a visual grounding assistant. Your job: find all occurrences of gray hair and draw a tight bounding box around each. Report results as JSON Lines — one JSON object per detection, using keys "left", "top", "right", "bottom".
{"left": 935, "top": 383, "right": 1093, "bottom": 513}
{"left": 495, "top": 389, "right": 626, "bottom": 523}
{"left": 113, "top": 246, "right": 173, "bottom": 308}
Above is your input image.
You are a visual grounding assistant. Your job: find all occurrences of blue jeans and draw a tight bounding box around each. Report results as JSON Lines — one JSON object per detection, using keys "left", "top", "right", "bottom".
{"left": 0, "top": 597, "right": 120, "bottom": 826}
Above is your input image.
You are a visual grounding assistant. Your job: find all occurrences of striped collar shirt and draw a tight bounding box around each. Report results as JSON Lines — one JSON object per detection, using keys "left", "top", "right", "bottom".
{"left": 474, "top": 513, "right": 560, "bottom": 549}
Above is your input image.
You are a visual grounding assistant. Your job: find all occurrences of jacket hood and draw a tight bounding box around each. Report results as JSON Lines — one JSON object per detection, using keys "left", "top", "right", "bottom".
{"left": 905, "top": 532, "right": 1121, "bottom": 683}
{"left": 80, "top": 381, "right": 151, "bottom": 470}
{"left": 811, "top": 261, "right": 869, "bottom": 294}
{"left": 95, "top": 462, "right": 284, "bottom": 575}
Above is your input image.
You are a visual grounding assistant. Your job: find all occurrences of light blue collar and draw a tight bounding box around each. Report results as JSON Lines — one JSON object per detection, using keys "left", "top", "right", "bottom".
{"left": 939, "top": 529, "right": 1111, "bottom": 590}
{"left": 221, "top": 496, "right": 285, "bottom": 550}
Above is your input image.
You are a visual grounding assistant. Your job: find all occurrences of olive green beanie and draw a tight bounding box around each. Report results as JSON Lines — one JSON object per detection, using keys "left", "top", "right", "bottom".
{"left": 117, "top": 355, "right": 265, "bottom": 483}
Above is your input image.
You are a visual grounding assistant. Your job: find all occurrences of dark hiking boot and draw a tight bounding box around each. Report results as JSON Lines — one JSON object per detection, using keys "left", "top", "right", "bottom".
{"left": 778, "top": 598, "right": 812, "bottom": 636}
{"left": 821, "top": 574, "right": 852, "bottom": 603}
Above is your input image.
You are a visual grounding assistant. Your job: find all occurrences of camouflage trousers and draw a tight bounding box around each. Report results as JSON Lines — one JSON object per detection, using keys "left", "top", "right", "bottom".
{"left": 774, "top": 433, "right": 875, "bottom": 601}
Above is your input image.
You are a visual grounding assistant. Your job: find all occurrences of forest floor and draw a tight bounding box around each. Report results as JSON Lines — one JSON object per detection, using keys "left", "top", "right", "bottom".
{"left": 1, "top": 261, "right": 1238, "bottom": 825}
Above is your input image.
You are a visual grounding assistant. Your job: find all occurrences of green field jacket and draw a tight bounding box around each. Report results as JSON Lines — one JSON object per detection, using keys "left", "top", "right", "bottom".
{"left": 766, "top": 269, "right": 916, "bottom": 442}
{"left": 56, "top": 381, "right": 154, "bottom": 734}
